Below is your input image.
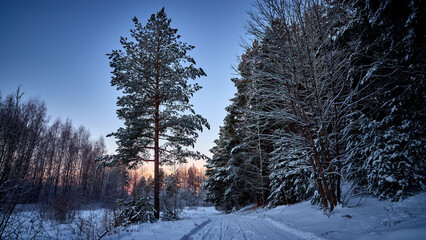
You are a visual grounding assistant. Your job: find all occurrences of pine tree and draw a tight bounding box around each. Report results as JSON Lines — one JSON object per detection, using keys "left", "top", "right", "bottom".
{"left": 98, "top": 8, "right": 209, "bottom": 219}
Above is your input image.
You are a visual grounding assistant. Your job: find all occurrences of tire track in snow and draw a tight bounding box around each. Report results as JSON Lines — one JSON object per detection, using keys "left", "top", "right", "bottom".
{"left": 180, "top": 218, "right": 211, "bottom": 240}
{"left": 200, "top": 225, "right": 212, "bottom": 240}
{"left": 235, "top": 220, "right": 249, "bottom": 240}
{"left": 188, "top": 213, "right": 323, "bottom": 240}
{"left": 260, "top": 217, "right": 325, "bottom": 240}
{"left": 243, "top": 217, "right": 296, "bottom": 239}
{"left": 219, "top": 219, "right": 224, "bottom": 240}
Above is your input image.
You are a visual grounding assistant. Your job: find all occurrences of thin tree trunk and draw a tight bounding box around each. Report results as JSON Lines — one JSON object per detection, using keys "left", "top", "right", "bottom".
{"left": 257, "top": 126, "right": 265, "bottom": 206}
{"left": 332, "top": 81, "right": 342, "bottom": 203}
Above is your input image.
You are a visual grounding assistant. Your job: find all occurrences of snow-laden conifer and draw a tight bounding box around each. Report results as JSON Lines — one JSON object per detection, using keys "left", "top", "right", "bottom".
{"left": 339, "top": 0, "right": 426, "bottom": 201}
{"left": 97, "top": 8, "right": 209, "bottom": 219}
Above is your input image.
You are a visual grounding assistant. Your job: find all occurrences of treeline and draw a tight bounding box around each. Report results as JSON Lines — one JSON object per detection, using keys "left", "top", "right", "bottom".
{"left": 129, "top": 165, "right": 207, "bottom": 210}
{"left": 0, "top": 89, "right": 129, "bottom": 232}
{"left": 205, "top": 0, "right": 425, "bottom": 212}
{"left": 111, "top": 164, "right": 206, "bottom": 224}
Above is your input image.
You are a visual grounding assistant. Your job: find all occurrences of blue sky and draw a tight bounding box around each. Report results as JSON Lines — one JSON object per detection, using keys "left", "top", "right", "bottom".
{"left": 0, "top": 0, "right": 253, "bottom": 163}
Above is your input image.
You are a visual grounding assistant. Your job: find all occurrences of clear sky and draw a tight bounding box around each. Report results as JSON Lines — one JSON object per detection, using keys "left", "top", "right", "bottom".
{"left": 0, "top": 0, "right": 253, "bottom": 167}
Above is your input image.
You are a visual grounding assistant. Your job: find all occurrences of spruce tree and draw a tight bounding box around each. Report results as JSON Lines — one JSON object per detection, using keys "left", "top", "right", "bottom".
{"left": 99, "top": 8, "right": 209, "bottom": 219}
{"left": 338, "top": 0, "right": 426, "bottom": 200}
{"left": 205, "top": 102, "right": 244, "bottom": 211}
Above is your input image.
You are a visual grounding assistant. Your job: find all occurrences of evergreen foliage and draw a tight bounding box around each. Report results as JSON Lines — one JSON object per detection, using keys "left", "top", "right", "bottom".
{"left": 204, "top": 106, "right": 242, "bottom": 211}
{"left": 205, "top": 0, "right": 425, "bottom": 211}
{"left": 115, "top": 196, "right": 155, "bottom": 226}
{"left": 98, "top": 8, "right": 209, "bottom": 218}
{"left": 340, "top": 0, "right": 426, "bottom": 201}
{"left": 100, "top": 8, "right": 209, "bottom": 167}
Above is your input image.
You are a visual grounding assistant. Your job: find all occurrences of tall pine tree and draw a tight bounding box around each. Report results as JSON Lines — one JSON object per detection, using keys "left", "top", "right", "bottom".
{"left": 98, "top": 8, "right": 209, "bottom": 219}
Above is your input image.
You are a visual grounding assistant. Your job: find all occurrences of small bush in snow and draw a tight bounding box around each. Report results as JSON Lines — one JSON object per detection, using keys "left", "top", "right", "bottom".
{"left": 161, "top": 208, "right": 180, "bottom": 221}
{"left": 114, "top": 197, "right": 155, "bottom": 226}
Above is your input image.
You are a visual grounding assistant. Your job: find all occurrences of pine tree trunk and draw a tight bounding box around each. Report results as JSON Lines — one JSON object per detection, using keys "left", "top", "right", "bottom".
{"left": 154, "top": 108, "right": 159, "bottom": 219}
{"left": 154, "top": 84, "right": 160, "bottom": 219}
{"left": 154, "top": 39, "right": 161, "bottom": 220}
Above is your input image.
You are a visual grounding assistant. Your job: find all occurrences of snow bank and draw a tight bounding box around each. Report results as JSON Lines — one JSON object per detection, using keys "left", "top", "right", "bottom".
{"left": 254, "top": 192, "right": 426, "bottom": 239}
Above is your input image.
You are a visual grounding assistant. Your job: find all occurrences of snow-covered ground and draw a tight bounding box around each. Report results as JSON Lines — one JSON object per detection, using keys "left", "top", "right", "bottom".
{"left": 9, "top": 192, "right": 426, "bottom": 239}
{"left": 259, "top": 193, "right": 426, "bottom": 240}
{"left": 115, "top": 193, "right": 426, "bottom": 239}
{"left": 106, "top": 192, "right": 426, "bottom": 240}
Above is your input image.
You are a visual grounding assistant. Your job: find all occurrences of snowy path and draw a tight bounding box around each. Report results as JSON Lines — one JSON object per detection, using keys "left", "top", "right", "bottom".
{"left": 183, "top": 212, "right": 322, "bottom": 240}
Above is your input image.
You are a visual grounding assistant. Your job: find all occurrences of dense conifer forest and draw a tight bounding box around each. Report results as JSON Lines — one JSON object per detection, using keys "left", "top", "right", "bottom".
{"left": 204, "top": 0, "right": 425, "bottom": 212}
